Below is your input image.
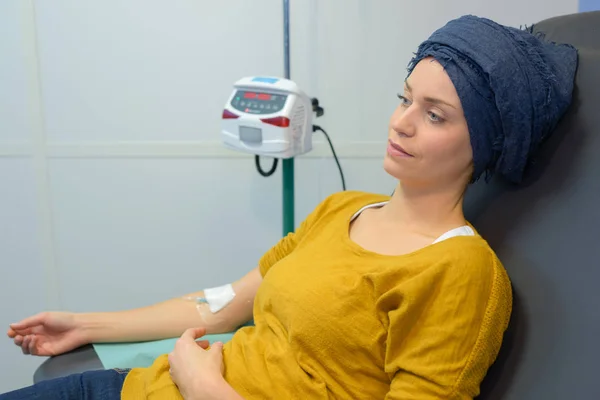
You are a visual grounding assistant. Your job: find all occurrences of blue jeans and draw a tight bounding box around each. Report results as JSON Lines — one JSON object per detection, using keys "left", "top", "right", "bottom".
{"left": 0, "top": 369, "right": 130, "bottom": 400}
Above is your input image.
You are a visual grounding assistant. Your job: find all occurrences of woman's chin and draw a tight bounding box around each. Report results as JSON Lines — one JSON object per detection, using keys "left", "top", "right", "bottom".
{"left": 383, "top": 159, "right": 430, "bottom": 188}
{"left": 383, "top": 157, "right": 410, "bottom": 181}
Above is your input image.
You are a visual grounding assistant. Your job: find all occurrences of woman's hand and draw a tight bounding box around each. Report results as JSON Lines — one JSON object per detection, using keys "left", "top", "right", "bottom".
{"left": 7, "top": 312, "right": 88, "bottom": 356}
{"left": 169, "top": 327, "right": 241, "bottom": 400}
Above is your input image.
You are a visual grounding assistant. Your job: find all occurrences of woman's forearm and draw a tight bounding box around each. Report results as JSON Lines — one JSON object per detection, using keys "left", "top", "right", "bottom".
{"left": 77, "top": 295, "right": 211, "bottom": 343}
{"left": 77, "top": 268, "right": 262, "bottom": 343}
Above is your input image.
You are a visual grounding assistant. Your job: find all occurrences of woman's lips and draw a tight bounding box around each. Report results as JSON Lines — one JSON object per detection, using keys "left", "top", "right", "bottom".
{"left": 387, "top": 140, "right": 414, "bottom": 157}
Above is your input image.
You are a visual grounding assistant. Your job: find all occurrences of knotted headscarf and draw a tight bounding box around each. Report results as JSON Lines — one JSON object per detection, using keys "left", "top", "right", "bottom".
{"left": 407, "top": 15, "right": 578, "bottom": 183}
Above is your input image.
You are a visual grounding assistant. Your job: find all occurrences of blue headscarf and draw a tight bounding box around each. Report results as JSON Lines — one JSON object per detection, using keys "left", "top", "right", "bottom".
{"left": 407, "top": 15, "right": 578, "bottom": 183}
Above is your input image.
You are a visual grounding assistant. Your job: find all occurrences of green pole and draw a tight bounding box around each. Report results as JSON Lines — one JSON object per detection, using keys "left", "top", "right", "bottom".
{"left": 282, "top": 158, "right": 294, "bottom": 235}
{"left": 282, "top": 0, "right": 294, "bottom": 236}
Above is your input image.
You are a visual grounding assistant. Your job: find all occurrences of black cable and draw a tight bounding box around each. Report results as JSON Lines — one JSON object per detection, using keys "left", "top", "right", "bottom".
{"left": 255, "top": 155, "right": 278, "bottom": 177}
{"left": 313, "top": 125, "right": 346, "bottom": 191}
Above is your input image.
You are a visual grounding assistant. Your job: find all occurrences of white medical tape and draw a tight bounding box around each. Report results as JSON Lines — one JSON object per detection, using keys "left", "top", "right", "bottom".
{"left": 204, "top": 284, "right": 236, "bottom": 313}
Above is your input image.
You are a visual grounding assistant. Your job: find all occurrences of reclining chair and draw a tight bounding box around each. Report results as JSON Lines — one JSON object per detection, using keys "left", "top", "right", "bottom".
{"left": 34, "top": 10, "right": 600, "bottom": 400}
{"left": 470, "top": 10, "right": 600, "bottom": 399}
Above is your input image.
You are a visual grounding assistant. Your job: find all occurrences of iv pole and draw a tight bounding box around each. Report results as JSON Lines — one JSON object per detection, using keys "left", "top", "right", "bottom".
{"left": 282, "top": 0, "right": 294, "bottom": 236}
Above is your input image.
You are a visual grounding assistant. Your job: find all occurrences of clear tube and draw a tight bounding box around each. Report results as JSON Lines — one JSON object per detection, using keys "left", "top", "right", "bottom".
{"left": 181, "top": 296, "right": 212, "bottom": 321}
{"left": 181, "top": 296, "right": 208, "bottom": 304}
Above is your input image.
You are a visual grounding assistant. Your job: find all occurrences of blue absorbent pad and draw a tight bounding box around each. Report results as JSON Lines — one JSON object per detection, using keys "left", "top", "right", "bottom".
{"left": 93, "top": 332, "right": 236, "bottom": 369}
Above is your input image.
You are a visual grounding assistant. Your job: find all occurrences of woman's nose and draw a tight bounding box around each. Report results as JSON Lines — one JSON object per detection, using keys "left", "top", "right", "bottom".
{"left": 390, "top": 107, "right": 417, "bottom": 137}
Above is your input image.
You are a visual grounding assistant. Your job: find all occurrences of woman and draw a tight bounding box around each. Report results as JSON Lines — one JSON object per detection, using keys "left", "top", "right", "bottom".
{"left": 3, "top": 15, "right": 577, "bottom": 400}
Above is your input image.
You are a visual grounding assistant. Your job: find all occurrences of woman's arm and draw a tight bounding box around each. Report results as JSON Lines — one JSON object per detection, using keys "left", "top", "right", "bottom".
{"left": 79, "top": 267, "right": 261, "bottom": 343}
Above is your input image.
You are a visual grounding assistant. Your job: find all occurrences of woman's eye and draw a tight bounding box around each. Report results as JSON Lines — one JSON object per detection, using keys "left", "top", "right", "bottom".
{"left": 428, "top": 111, "right": 443, "bottom": 123}
{"left": 397, "top": 94, "right": 411, "bottom": 107}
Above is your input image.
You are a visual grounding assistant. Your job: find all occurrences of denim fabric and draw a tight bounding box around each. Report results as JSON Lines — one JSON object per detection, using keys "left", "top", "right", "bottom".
{"left": 407, "top": 15, "right": 578, "bottom": 184}
{"left": 0, "top": 368, "right": 130, "bottom": 400}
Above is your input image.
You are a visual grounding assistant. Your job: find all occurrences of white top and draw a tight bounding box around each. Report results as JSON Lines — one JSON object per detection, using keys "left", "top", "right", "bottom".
{"left": 351, "top": 201, "right": 475, "bottom": 244}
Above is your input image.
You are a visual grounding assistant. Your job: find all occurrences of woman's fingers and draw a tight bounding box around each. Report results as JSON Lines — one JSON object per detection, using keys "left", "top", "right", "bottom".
{"left": 9, "top": 327, "right": 33, "bottom": 337}
{"left": 28, "top": 336, "right": 37, "bottom": 356}
{"left": 21, "top": 335, "right": 31, "bottom": 355}
{"left": 16, "top": 335, "right": 39, "bottom": 355}
{"left": 10, "top": 314, "right": 45, "bottom": 331}
{"left": 182, "top": 327, "right": 207, "bottom": 340}
{"left": 195, "top": 340, "right": 210, "bottom": 349}
{"left": 13, "top": 334, "right": 23, "bottom": 347}
{"left": 210, "top": 341, "right": 224, "bottom": 352}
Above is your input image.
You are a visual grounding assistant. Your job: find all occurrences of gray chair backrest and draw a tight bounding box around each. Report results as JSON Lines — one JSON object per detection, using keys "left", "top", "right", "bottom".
{"left": 466, "top": 11, "right": 600, "bottom": 400}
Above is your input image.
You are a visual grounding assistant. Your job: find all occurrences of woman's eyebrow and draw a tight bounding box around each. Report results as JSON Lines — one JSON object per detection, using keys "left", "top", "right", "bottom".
{"left": 424, "top": 96, "right": 457, "bottom": 110}
{"left": 404, "top": 81, "right": 457, "bottom": 110}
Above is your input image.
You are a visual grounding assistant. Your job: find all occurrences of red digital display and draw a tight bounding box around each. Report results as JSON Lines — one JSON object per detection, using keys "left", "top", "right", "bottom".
{"left": 243, "top": 92, "right": 271, "bottom": 100}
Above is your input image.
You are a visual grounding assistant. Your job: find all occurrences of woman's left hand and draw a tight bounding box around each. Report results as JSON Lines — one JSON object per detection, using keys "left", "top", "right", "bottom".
{"left": 168, "top": 327, "right": 226, "bottom": 400}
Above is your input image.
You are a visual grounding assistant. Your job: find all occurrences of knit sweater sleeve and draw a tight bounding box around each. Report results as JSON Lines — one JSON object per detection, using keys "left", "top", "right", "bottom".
{"left": 383, "top": 248, "right": 512, "bottom": 400}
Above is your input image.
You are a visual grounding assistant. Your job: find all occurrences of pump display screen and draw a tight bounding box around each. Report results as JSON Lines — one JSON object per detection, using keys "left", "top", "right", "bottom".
{"left": 230, "top": 90, "right": 287, "bottom": 115}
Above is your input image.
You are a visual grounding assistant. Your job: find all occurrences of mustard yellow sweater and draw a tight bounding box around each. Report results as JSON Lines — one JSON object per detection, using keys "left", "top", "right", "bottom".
{"left": 121, "top": 191, "right": 512, "bottom": 399}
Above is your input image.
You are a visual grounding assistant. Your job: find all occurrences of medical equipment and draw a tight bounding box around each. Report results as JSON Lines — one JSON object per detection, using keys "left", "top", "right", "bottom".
{"left": 220, "top": 74, "right": 346, "bottom": 236}
{"left": 182, "top": 296, "right": 208, "bottom": 304}
{"left": 183, "top": 284, "right": 236, "bottom": 313}
{"left": 218, "top": 0, "right": 345, "bottom": 238}
{"left": 221, "top": 76, "right": 314, "bottom": 159}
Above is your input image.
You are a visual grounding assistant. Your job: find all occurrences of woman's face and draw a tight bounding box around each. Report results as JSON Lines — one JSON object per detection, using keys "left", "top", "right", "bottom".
{"left": 383, "top": 57, "right": 473, "bottom": 190}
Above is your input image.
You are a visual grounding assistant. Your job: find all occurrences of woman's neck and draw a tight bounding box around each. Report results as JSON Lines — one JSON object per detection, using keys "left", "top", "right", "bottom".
{"left": 378, "top": 181, "right": 467, "bottom": 238}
